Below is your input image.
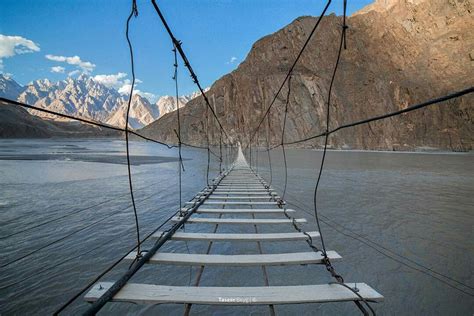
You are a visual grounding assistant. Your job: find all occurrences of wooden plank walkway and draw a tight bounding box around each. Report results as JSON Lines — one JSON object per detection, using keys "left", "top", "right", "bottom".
{"left": 85, "top": 147, "right": 383, "bottom": 311}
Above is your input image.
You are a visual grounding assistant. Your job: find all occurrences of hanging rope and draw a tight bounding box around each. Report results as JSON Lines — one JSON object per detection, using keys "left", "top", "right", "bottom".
{"left": 281, "top": 74, "right": 292, "bottom": 200}
{"left": 205, "top": 98, "right": 211, "bottom": 186}
{"left": 172, "top": 44, "right": 185, "bottom": 215}
{"left": 265, "top": 108, "right": 273, "bottom": 186}
{"left": 124, "top": 0, "right": 142, "bottom": 258}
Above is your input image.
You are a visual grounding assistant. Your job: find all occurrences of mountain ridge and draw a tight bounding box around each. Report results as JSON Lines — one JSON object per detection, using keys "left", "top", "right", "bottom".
{"left": 139, "top": 0, "right": 473, "bottom": 151}
{"left": 0, "top": 74, "right": 204, "bottom": 129}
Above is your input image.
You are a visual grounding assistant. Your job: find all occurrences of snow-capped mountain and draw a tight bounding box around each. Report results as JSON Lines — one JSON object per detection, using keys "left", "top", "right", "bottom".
{"left": 19, "top": 74, "right": 125, "bottom": 123}
{"left": 0, "top": 74, "right": 24, "bottom": 100}
{"left": 156, "top": 95, "right": 187, "bottom": 118}
{"left": 0, "top": 73, "right": 205, "bottom": 129}
{"left": 155, "top": 89, "right": 209, "bottom": 118}
{"left": 107, "top": 94, "right": 160, "bottom": 129}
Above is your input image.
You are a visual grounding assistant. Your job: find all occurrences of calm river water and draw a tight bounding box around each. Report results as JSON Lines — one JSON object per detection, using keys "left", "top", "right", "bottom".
{"left": 0, "top": 139, "right": 472, "bottom": 315}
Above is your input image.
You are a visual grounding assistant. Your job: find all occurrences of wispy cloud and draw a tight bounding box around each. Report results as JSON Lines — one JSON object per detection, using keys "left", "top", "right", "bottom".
{"left": 45, "top": 54, "right": 96, "bottom": 73}
{"left": 68, "top": 70, "right": 80, "bottom": 77}
{"left": 0, "top": 34, "right": 40, "bottom": 69}
{"left": 226, "top": 56, "right": 237, "bottom": 65}
{"left": 50, "top": 66, "right": 65, "bottom": 73}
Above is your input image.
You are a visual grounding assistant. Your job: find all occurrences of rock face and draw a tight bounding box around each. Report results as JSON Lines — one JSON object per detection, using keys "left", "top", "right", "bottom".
{"left": 140, "top": 0, "right": 473, "bottom": 151}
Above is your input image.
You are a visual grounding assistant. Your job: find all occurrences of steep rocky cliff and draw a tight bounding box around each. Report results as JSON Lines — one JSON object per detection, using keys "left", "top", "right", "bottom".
{"left": 140, "top": 0, "right": 473, "bottom": 151}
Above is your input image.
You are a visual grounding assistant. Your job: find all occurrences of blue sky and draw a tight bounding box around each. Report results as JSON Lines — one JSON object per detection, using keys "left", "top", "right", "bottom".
{"left": 0, "top": 0, "right": 373, "bottom": 100}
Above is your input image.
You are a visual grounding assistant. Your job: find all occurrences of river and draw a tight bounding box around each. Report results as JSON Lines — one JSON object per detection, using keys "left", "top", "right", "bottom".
{"left": 0, "top": 138, "right": 472, "bottom": 315}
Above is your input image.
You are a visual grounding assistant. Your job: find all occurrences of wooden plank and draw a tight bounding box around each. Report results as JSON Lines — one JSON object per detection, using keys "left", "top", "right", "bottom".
{"left": 124, "top": 251, "right": 342, "bottom": 266}
{"left": 207, "top": 192, "right": 277, "bottom": 195}
{"left": 196, "top": 208, "right": 294, "bottom": 214}
{"left": 218, "top": 182, "right": 266, "bottom": 185}
{"left": 220, "top": 181, "right": 263, "bottom": 183}
{"left": 220, "top": 183, "right": 263, "bottom": 185}
{"left": 214, "top": 201, "right": 279, "bottom": 205}
{"left": 214, "top": 189, "right": 271, "bottom": 192}
{"left": 211, "top": 194, "right": 273, "bottom": 196}
{"left": 85, "top": 283, "right": 384, "bottom": 305}
{"left": 200, "top": 201, "right": 283, "bottom": 205}
{"left": 186, "top": 201, "right": 282, "bottom": 206}
{"left": 152, "top": 231, "right": 319, "bottom": 241}
{"left": 207, "top": 196, "right": 278, "bottom": 200}
{"left": 221, "top": 178, "right": 262, "bottom": 180}
{"left": 215, "top": 185, "right": 266, "bottom": 188}
{"left": 172, "top": 217, "right": 306, "bottom": 224}
{"left": 219, "top": 184, "right": 264, "bottom": 186}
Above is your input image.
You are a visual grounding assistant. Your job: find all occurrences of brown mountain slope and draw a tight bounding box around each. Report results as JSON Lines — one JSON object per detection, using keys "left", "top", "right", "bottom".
{"left": 0, "top": 101, "right": 120, "bottom": 138}
{"left": 140, "top": 0, "right": 473, "bottom": 151}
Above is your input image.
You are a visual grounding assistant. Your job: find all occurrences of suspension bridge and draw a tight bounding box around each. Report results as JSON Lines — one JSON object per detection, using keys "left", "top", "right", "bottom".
{"left": 83, "top": 147, "right": 383, "bottom": 314}
{"left": 0, "top": 0, "right": 472, "bottom": 315}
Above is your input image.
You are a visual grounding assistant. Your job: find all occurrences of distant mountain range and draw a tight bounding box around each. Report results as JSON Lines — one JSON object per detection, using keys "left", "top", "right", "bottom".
{"left": 0, "top": 73, "right": 203, "bottom": 129}
{"left": 0, "top": 100, "right": 120, "bottom": 138}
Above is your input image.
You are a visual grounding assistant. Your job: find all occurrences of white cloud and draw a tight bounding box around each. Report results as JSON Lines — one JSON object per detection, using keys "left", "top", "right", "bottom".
{"left": 68, "top": 70, "right": 80, "bottom": 77}
{"left": 117, "top": 80, "right": 157, "bottom": 103}
{"left": 0, "top": 34, "right": 40, "bottom": 69}
{"left": 50, "top": 66, "right": 65, "bottom": 73}
{"left": 45, "top": 54, "right": 96, "bottom": 73}
{"left": 93, "top": 72, "right": 127, "bottom": 89}
{"left": 118, "top": 82, "right": 133, "bottom": 95}
{"left": 226, "top": 56, "right": 237, "bottom": 64}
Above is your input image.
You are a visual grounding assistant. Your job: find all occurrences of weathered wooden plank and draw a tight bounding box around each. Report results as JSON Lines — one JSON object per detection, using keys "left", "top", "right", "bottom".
{"left": 214, "top": 189, "right": 271, "bottom": 192}
{"left": 207, "top": 196, "right": 278, "bottom": 200}
{"left": 199, "top": 201, "right": 283, "bottom": 205}
{"left": 124, "top": 251, "right": 341, "bottom": 266}
{"left": 152, "top": 230, "right": 319, "bottom": 241}
{"left": 220, "top": 183, "right": 264, "bottom": 186}
{"left": 196, "top": 208, "right": 294, "bottom": 214}
{"left": 186, "top": 201, "right": 281, "bottom": 206}
{"left": 220, "top": 181, "right": 264, "bottom": 183}
{"left": 171, "top": 217, "right": 306, "bottom": 224}
{"left": 206, "top": 192, "right": 277, "bottom": 195}
{"left": 85, "top": 283, "right": 384, "bottom": 305}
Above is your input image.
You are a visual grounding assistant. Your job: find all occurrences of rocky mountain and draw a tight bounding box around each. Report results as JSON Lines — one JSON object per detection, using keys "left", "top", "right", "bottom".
{"left": 0, "top": 75, "right": 24, "bottom": 100}
{"left": 156, "top": 89, "right": 209, "bottom": 118}
{"left": 107, "top": 94, "right": 160, "bottom": 129}
{"left": 0, "top": 74, "right": 202, "bottom": 130}
{"left": 19, "top": 74, "right": 125, "bottom": 123}
{"left": 140, "top": 0, "right": 473, "bottom": 151}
